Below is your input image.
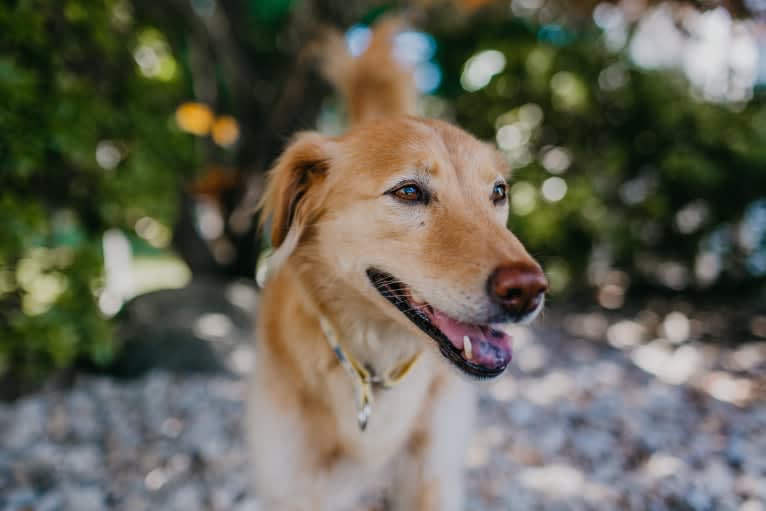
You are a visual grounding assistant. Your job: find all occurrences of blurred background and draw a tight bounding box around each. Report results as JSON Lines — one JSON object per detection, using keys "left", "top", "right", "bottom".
{"left": 1, "top": 0, "right": 765, "bottom": 510}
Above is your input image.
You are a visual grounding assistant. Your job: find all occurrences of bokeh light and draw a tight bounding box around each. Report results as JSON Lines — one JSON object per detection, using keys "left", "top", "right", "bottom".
{"left": 541, "top": 176, "right": 567, "bottom": 202}
{"left": 511, "top": 181, "right": 538, "bottom": 216}
{"left": 175, "top": 102, "right": 214, "bottom": 136}
{"left": 211, "top": 115, "right": 240, "bottom": 147}
{"left": 461, "top": 50, "right": 506, "bottom": 92}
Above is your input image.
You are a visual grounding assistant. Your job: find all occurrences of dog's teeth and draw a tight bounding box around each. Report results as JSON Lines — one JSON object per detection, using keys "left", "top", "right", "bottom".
{"left": 463, "top": 336, "right": 473, "bottom": 360}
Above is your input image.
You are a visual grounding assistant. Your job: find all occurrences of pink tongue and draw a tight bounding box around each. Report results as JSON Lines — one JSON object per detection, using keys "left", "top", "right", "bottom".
{"left": 429, "top": 309, "right": 513, "bottom": 369}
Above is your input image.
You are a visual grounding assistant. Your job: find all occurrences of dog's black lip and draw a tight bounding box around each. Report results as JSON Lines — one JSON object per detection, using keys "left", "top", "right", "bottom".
{"left": 366, "top": 268, "right": 506, "bottom": 379}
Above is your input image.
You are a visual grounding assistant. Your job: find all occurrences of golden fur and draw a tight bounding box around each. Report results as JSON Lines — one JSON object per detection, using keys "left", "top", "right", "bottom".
{"left": 248, "top": 18, "right": 543, "bottom": 510}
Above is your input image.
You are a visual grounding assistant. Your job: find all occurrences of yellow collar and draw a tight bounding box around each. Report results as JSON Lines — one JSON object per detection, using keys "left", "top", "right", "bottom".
{"left": 319, "top": 315, "right": 421, "bottom": 431}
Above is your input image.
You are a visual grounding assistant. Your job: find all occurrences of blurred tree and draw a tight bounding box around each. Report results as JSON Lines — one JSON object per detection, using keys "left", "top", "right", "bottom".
{"left": 0, "top": 0, "right": 196, "bottom": 394}
{"left": 131, "top": 0, "right": 377, "bottom": 278}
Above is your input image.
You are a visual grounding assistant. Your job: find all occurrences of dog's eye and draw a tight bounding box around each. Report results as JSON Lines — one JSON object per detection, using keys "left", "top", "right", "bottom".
{"left": 392, "top": 184, "right": 424, "bottom": 203}
{"left": 491, "top": 183, "right": 507, "bottom": 204}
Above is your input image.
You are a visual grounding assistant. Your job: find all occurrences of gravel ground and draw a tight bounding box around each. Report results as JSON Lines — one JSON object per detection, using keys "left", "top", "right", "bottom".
{"left": 1, "top": 322, "right": 765, "bottom": 511}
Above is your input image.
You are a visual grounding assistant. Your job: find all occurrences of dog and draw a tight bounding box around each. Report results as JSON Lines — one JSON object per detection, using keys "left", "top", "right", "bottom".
{"left": 247, "top": 19, "right": 547, "bottom": 511}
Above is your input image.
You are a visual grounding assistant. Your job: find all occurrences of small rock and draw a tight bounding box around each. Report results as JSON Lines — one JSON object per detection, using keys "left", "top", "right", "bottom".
{"left": 5, "top": 399, "right": 46, "bottom": 450}
{"left": 67, "top": 391, "right": 100, "bottom": 440}
{"left": 232, "top": 497, "right": 261, "bottom": 511}
{"left": 700, "top": 459, "right": 735, "bottom": 497}
{"left": 63, "top": 445, "right": 103, "bottom": 479}
{"left": 2, "top": 488, "right": 36, "bottom": 510}
{"left": 167, "top": 483, "right": 203, "bottom": 511}
{"left": 64, "top": 485, "right": 105, "bottom": 511}
{"left": 35, "top": 491, "right": 64, "bottom": 511}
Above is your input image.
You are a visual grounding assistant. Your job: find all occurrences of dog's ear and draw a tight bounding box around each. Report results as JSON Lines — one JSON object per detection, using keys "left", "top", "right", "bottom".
{"left": 259, "top": 131, "right": 334, "bottom": 260}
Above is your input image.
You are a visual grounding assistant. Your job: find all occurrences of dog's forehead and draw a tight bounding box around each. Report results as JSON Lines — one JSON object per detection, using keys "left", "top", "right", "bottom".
{"left": 426, "top": 120, "right": 507, "bottom": 181}
{"left": 342, "top": 118, "right": 505, "bottom": 182}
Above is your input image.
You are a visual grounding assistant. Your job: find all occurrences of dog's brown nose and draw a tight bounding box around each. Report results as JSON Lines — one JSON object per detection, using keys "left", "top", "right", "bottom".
{"left": 488, "top": 263, "right": 548, "bottom": 317}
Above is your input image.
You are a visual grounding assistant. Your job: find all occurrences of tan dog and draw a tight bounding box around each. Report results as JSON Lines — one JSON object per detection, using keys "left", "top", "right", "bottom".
{"left": 247, "top": 20, "right": 547, "bottom": 510}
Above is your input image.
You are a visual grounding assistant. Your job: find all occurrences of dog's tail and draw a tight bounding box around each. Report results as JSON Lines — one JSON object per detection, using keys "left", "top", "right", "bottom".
{"left": 319, "top": 18, "right": 417, "bottom": 126}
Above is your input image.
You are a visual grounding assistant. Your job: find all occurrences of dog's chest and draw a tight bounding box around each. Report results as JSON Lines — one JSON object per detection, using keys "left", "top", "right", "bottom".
{"left": 333, "top": 354, "right": 437, "bottom": 463}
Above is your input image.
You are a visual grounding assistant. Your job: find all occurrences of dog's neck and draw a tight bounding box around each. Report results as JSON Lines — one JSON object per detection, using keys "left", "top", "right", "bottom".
{"left": 278, "top": 262, "right": 423, "bottom": 381}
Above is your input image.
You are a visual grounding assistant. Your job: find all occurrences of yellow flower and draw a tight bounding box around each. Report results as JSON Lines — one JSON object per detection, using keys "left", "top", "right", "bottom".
{"left": 212, "top": 115, "right": 240, "bottom": 146}
{"left": 175, "top": 102, "right": 213, "bottom": 136}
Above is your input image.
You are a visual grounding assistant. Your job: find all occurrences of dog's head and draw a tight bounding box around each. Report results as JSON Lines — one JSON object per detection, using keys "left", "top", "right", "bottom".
{"left": 260, "top": 117, "right": 547, "bottom": 378}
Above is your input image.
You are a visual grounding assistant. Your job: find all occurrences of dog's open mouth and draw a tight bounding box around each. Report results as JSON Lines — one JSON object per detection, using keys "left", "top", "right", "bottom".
{"left": 367, "top": 268, "right": 512, "bottom": 378}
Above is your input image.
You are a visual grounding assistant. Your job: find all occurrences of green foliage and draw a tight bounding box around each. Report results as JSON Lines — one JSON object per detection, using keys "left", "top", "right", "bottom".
{"left": 0, "top": 0, "right": 195, "bottom": 386}
{"left": 434, "top": 18, "right": 766, "bottom": 294}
